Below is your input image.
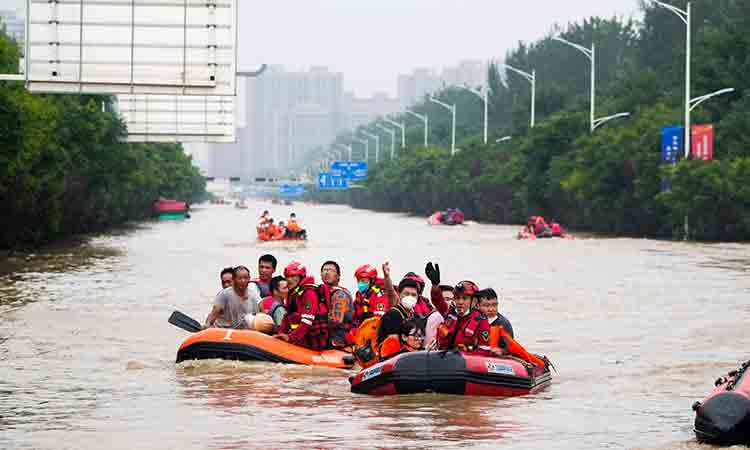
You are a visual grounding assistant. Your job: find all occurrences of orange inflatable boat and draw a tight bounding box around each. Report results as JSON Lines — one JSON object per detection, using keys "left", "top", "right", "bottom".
{"left": 176, "top": 328, "right": 354, "bottom": 369}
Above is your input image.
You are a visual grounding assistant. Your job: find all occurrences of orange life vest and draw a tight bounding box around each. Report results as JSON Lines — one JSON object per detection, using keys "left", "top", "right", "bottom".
{"left": 489, "top": 325, "right": 545, "bottom": 367}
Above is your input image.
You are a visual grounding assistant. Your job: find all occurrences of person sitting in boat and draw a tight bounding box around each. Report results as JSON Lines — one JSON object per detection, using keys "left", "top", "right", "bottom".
{"left": 257, "top": 210, "right": 271, "bottom": 233}
{"left": 352, "top": 264, "right": 390, "bottom": 327}
{"left": 204, "top": 266, "right": 261, "bottom": 329}
{"left": 476, "top": 288, "right": 514, "bottom": 339}
{"left": 424, "top": 263, "right": 492, "bottom": 356}
{"left": 250, "top": 254, "right": 277, "bottom": 299}
{"left": 219, "top": 267, "right": 234, "bottom": 290}
{"left": 259, "top": 275, "right": 288, "bottom": 333}
{"left": 284, "top": 213, "right": 306, "bottom": 239}
{"left": 275, "top": 262, "right": 329, "bottom": 350}
{"left": 378, "top": 319, "right": 425, "bottom": 362}
{"left": 277, "top": 221, "right": 287, "bottom": 238}
{"left": 376, "top": 276, "right": 419, "bottom": 345}
{"left": 550, "top": 219, "right": 563, "bottom": 237}
{"left": 400, "top": 272, "right": 433, "bottom": 318}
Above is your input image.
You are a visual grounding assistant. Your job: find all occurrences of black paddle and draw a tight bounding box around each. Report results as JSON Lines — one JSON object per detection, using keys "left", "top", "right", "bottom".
{"left": 168, "top": 310, "right": 203, "bottom": 333}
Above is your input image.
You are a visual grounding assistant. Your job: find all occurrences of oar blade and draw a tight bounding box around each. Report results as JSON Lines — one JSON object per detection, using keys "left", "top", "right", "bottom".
{"left": 168, "top": 310, "right": 203, "bottom": 333}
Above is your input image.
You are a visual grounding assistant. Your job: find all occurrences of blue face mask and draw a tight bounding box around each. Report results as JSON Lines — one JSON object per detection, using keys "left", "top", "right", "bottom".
{"left": 357, "top": 281, "right": 369, "bottom": 293}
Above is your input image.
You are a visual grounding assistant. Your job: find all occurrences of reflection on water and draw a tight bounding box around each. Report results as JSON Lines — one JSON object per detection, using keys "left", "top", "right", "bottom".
{"left": 0, "top": 201, "right": 749, "bottom": 450}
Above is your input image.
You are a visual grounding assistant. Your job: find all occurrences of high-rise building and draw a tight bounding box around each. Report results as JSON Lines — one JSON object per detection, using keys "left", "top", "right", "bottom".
{"left": 398, "top": 68, "right": 441, "bottom": 109}
{"left": 343, "top": 91, "right": 400, "bottom": 130}
{"left": 441, "top": 60, "right": 488, "bottom": 90}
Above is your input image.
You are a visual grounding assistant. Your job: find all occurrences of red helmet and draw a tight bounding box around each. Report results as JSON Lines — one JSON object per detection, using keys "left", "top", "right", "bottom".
{"left": 403, "top": 272, "right": 425, "bottom": 289}
{"left": 354, "top": 264, "right": 377, "bottom": 280}
{"left": 284, "top": 261, "right": 307, "bottom": 278}
{"left": 454, "top": 280, "right": 479, "bottom": 296}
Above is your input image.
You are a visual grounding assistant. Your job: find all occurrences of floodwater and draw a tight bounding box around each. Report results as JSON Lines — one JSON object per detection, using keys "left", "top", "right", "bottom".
{"left": 1, "top": 201, "right": 749, "bottom": 450}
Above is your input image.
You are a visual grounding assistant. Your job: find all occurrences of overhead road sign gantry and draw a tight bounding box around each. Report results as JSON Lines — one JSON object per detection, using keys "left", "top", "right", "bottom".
{"left": 117, "top": 94, "right": 235, "bottom": 143}
{"left": 24, "top": 0, "right": 240, "bottom": 95}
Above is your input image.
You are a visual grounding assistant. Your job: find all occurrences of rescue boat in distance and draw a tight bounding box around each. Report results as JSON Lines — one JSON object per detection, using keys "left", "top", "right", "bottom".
{"left": 176, "top": 328, "right": 355, "bottom": 369}
{"left": 350, "top": 350, "right": 551, "bottom": 397}
{"left": 693, "top": 360, "right": 750, "bottom": 445}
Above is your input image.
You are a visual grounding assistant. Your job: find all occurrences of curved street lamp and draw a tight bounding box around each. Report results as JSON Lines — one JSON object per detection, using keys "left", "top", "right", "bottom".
{"left": 429, "top": 96, "right": 457, "bottom": 155}
{"left": 501, "top": 64, "right": 536, "bottom": 128}
{"left": 405, "top": 109, "right": 429, "bottom": 147}
{"left": 553, "top": 36, "right": 630, "bottom": 133}
{"left": 457, "top": 85, "right": 488, "bottom": 144}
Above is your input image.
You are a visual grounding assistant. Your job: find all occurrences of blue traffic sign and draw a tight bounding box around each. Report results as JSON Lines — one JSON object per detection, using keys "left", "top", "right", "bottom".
{"left": 317, "top": 172, "right": 349, "bottom": 190}
{"left": 330, "top": 160, "right": 368, "bottom": 181}
{"left": 279, "top": 183, "right": 305, "bottom": 197}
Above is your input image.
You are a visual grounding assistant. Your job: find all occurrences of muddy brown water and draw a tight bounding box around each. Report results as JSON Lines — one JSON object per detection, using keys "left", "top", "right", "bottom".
{"left": 1, "top": 201, "right": 749, "bottom": 450}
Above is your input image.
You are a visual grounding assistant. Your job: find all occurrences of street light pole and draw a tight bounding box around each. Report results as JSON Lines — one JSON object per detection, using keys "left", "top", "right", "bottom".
{"left": 360, "top": 130, "right": 380, "bottom": 164}
{"left": 405, "top": 109, "right": 428, "bottom": 147}
{"left": 554, "top": 36, "right": 630, "bottom": 132}
{"left": 383, "top": 118, "right": 406, "bottom": 148}
{"left": 457, "top": 85, "right": 488, "bottom": 144}
{"left": 335, "top": 144, "right": 352, "bottom": 161}
{"left": 429, "top": 96, "right": 457, "bottom": 156}
{"left": 502, "top": 64, "right": 536, "bottom": 128}
{"left": 376, "top": 124, "right": 397, "bottom": 159}
{"left": 353, "top": 137, "right": 369, "bottom": 162}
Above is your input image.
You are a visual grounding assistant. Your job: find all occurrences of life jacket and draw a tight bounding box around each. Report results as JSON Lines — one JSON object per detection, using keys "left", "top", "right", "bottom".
{"left": 351, "top": 317, "right": 381, "bottom": 368}
{"left": 319, "top": 284, "right": 354, "bottom": 348}
{"left": 412, "top": 295, "right": 433, "bottom": 318}
{"left": 259, "top": 295, "right": 274, "bottom": 313}
{"left": 285, "top": 278, "right": 329, "bottom": 350}
{"left": 551, "top": 223, "right": 562, "bottom": 237}
{"left": 252, "top": 279, "right": 271, "bottom": 298}
{"left": 287, "top": 219, "right": 301, "bottom": 232}
{"left": 488, "top": 325, "right": 545, "bottom": 367}
{"left": 354, "top": 280, "right": 389, "bottom": 324}
{"left": 437, "top": 309, "right": 486, "bottom": 352}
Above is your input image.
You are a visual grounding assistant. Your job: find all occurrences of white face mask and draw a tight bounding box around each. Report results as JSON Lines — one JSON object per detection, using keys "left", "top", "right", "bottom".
{"left": 400, "top": 295, "right": 418, "bottom": 310}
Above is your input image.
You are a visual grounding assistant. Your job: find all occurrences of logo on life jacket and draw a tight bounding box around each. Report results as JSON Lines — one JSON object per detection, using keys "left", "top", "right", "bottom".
{"left": 481, "top": 330, "right": 490, "bottom": 342}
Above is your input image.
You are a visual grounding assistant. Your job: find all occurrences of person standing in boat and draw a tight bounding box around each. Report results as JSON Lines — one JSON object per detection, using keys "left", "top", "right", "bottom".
{"left": 250, "top": 254, "right": 277, "bottom": 299}
{"left": 275, "top": 262, "right": 329, "bottom": 350}
{"left": 204, "top": 266, "right": 261, "bottom": 329}
{"left": 318, "top": 260, "right": 354, "bottom": 348}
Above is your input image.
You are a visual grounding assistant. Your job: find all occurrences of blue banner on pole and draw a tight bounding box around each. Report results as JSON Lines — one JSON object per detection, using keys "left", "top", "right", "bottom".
{"left": 330, "top": 161, "right": 368, "bottom": 181}
{"left": 279, "top": 183, "right": 305, "bottom": 197}
{"left": 661, "top": 125, "right": 684, "bottom": 164}
{"left": 317, "top": 172, "right": 349, "bottom": 190}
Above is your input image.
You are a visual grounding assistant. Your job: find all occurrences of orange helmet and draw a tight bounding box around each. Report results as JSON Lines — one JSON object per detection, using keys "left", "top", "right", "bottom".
{"left": 354, "top": 264, "right": 377, "bottom": 280}
{"left": 284, "top": 261, "right": 307, "bottom": 278}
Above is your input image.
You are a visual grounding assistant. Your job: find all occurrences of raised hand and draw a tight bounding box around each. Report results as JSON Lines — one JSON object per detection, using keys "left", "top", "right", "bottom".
{"left": 425, "top": 262, "right": 440, "bottom": 285}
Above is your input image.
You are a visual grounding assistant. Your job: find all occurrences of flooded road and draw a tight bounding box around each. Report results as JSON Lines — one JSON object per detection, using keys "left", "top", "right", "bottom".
{"left": 1, "top": 201, "right": 749, "bottom": 450}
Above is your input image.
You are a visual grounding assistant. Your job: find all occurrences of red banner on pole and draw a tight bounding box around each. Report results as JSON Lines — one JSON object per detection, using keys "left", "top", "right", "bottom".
{"left": 691, "top": 125, "right": 714, "bottom": 161}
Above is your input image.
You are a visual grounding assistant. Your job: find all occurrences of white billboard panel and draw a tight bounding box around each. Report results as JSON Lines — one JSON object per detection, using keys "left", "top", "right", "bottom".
{"left": 26, "top": 0, "right": 237, "bottom": 95}
{"left": 118, "top": 94, "right": 235, "bottom": 143}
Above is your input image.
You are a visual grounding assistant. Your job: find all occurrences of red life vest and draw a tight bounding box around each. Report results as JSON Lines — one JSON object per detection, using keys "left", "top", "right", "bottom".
{"left": 353, "top": 282, "right": 390, "bottom": 325}
{"left": 437, "top": 309, "right": 492, "bottom": 355}
{"left": 282, "top": 277, "right": 329, "bottom": 350}
{"left": 413, "top": 295, "right": 433, "bottom": 317}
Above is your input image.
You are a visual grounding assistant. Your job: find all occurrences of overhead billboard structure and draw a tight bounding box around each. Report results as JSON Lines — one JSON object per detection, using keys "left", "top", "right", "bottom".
{"left": 118, "top": 94, "right": 235, "bottom": 143}
{"left": 26, "top": 0, "right": 237, "bottom": 95}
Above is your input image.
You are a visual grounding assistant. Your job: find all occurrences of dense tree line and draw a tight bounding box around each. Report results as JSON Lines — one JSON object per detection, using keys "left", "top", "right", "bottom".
{"left": 0, "top": 26, "right": 206, "bottom": 249}
{"left": 317, "top": 0, "right": 750, "bottom": 240}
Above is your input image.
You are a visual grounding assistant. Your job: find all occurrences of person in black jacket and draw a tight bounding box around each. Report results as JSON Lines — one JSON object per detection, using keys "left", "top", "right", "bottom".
{"left": 376, "top": 278, "right": 420, "bottom": 345}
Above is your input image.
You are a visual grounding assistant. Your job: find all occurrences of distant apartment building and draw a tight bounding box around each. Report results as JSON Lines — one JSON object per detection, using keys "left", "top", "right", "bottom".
{"left": 207, "top": 65, "right": 344, "bottom": 178}
{"left": 397, "top": 68, "right": 441, "bottom": 110}
{"left": 398, "top": 60, "right": 488, "bottom": 109}
{"left": 343, "top": 91, "right": 400, "bottom": 130}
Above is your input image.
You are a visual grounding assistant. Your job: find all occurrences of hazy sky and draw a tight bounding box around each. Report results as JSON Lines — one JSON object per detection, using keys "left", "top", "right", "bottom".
{"left": 240, "top": 0, "right": 643, "bottom": 96}
{"left": 6, "top": 0, "right": 645, "bottom": 97}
